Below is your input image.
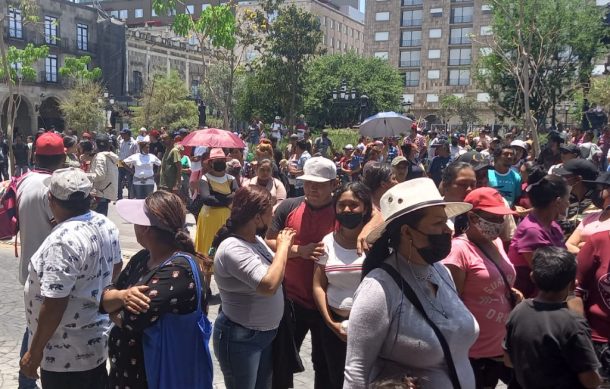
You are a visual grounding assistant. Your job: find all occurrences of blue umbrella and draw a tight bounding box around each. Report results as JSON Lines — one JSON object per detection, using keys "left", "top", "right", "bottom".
{"left": 359, "top": 112, "right": 413, "bottom": 138}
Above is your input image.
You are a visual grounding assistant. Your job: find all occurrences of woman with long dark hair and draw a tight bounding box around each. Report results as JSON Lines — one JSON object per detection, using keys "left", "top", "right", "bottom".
{"left": 211, "top": 186, "right": 296, "bottom": 389}
{"left": 312, "top": 182, "right": 373, "bottom": 388}
{"left": 101, "top": 191, "right": 213, "bottom": 388}
{"left": 344, "top": 178, "right": 478, "bottom": 388}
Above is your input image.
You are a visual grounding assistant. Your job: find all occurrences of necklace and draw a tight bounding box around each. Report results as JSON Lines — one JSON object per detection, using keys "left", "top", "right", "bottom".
{"left": 405, "top": 258, "right": 448, "bottom": 319}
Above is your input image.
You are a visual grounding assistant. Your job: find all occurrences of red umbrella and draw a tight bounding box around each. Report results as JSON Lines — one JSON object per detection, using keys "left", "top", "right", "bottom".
{"left": 180, "top": 128, "right": 246, "bottom": 149}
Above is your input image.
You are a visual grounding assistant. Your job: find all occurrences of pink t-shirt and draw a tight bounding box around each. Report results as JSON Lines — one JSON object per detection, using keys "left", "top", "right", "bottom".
{"left": 443, "top": 235, "right": 516, "bottom": 358}
{"left": 576, "top": 211, "right": 610, "bottom": 243}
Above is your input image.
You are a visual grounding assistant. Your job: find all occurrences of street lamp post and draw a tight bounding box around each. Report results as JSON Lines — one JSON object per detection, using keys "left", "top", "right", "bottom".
{"left": 330, "top": 79, "right": 360, "bottom": 127}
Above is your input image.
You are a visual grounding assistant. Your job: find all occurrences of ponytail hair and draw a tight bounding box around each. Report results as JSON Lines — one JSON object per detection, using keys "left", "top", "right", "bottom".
{"left": 362, "top": 208, "right": 426, "bottom": 278}
{"left": 210, "top": 186, "right": 273, "bottom": 254}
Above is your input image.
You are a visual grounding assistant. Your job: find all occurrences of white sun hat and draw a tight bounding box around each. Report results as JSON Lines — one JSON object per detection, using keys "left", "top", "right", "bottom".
{"left": 366, "top": 177, "right": 472, "bottom": 244}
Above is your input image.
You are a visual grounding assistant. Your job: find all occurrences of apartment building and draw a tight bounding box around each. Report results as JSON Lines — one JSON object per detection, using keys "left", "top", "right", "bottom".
{"left": 83, "top": 0, "right": 365, "bottom": 55}
{"left": 1, "top": 0, "right": 124, "bottom": 133}
{"left": 366, "top": 0, "right": 495, "bottom": 125}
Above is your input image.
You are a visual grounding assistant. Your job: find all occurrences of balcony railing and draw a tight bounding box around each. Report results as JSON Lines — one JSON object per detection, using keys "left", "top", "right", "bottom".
{"left": 401, "top": 39, "right": 421, "bottom": 47}
{"left": 448, "top": 78, "right": 470, "bottom": 86}
{"left": 401, "top": 19, "right": 423, "bottom": 27}
{"left": 39, "top": 71, "right": 61, "bottom": 84}
{"left": 402, "top": 0, "right": 423, "bottom": 5}
{"left": 451, "top": 16, "right": 473, "bottom": 24}
{"left": 449, "top": 37, "right": 471, "bottom": 45}
{"left": 400, "top": 60, "right": 421, "bottom": 67}
{"left": 448, "top": 59, "right": 471, "bottom": 66}
{"left": 405, "top": 80, "right": 419, "bottom": 87}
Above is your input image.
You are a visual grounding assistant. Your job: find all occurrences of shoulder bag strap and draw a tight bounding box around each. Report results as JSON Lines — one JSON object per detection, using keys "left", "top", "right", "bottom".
{"left": 469, "top": 240, "right": 516, "bottom": 308}
{"left": 379, "top": 263, "right": 462, "bottom": 389}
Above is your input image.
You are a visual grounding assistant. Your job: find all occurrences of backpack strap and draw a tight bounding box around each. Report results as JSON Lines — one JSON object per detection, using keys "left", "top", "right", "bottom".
{"left": 379, "top": 262, "right": 462, "bottom": 389}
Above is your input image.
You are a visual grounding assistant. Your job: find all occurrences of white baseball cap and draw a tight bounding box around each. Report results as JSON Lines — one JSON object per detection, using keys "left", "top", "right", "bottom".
{"left": 44, "top": 167, "right": 93, "bottom": 200}
{"left": 344, "top": 144, "right": 354, "bottom": 150}
{"left": 297, "top": 156, "right": 337, "bottom": 182}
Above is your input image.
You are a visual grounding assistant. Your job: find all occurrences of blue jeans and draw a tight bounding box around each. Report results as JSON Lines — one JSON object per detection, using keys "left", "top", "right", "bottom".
{"left": 213, "top": 312, "right": 278, "bottom": 389}
{"left": 19, "top": 329, "right": 38, "bottom": 389}
{"left": 132, "top": 184, "right": 154, "bottom": 199}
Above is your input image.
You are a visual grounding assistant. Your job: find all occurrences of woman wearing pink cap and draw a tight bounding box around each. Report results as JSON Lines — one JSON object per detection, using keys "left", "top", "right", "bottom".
{"left": 195, "top": 148, "right": 238, "bottom": 258}
{"left": 443, "top": 187, "right": 523, "bottom": 388}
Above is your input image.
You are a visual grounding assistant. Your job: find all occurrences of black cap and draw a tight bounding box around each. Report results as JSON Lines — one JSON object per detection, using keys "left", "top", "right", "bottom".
{"left": 120, "top": 128, "right": 131, "bottom": 134}
{"left": 559, "top": 144, "right": 579, "bottom": 155}
{"left": 583, "top": 171, "right": 610, "bottom": 186}
{"left": 455, "top": 151, "right": 493, "bottom": 171}
{"left": 431, "top": 139, "right": 448, "bottom": 148}
{"left": 553, "top": 159, "right": 598, "bottom": 181}
{"left": 95, "top": 133, "right": 110, "bottom": 142}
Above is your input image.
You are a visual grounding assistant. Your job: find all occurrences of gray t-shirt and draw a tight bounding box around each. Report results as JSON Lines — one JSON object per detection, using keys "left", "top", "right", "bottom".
{"left": 344, "top": 253, "right": 479, "bottom": 388}
{"left": 214, "top": 236, "right": 284, "bottom": 331}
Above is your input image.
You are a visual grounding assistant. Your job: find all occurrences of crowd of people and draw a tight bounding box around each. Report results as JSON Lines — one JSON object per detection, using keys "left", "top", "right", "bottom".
{"left": 3, "top": 119, "right": 610, "bottom": 389}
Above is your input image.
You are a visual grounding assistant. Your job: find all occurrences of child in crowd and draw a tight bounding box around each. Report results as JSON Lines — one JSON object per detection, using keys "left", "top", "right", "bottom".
{"left": 503, "top": 246, "right": 601, "bottom": 389}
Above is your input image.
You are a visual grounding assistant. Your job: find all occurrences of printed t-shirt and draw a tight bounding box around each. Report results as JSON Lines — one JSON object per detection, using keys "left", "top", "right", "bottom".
{"left": 488, "top": 168, "right": 522, "bottom": 207}
{"left": 504, "top": 299, "right": 599, "bottom": 389}
{"left": 24, "top": 211, "right": 121, "bottom": 372}
{"left": 443, "top": 235, "right": 515, "bottom": 358}
{"left": 270, "top": 196, "right": 335, "bottom": 309}
{"left": 575, "top": 230, "right": 610, "bottom": 343}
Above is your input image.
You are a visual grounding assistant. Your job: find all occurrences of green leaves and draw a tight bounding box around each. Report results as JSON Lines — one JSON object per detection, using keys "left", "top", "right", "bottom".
{"left": 132, "top": 71, "right": 198, "bottom": 130}
{"left": 0, "top": 44, "right": 48, "bottom": 83}
{"left": 59, "top": 80, "right": 106, "bottom": 133}
{"left": 302, "top": 53, "right": 403, "bottom": 128}
{"left": 59, "top": 55, "right": 102, "bottom": 85}
{"left": 153, "top": 0, "right": 237, "bottom": 50}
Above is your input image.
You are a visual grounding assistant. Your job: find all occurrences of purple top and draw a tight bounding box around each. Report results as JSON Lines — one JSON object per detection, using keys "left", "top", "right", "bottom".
{"left": 507, "top": 213, "right": 565, "bottom": 267}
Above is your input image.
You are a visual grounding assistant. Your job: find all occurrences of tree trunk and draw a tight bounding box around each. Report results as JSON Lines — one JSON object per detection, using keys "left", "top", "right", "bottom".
{"left": 0, "top": 30, "right": 16, "bottom": 175}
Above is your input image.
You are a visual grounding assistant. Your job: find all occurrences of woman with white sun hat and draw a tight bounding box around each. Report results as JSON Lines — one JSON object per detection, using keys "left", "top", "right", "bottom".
{"left": 343, "top": 177, "right": 479, "bottom": 389}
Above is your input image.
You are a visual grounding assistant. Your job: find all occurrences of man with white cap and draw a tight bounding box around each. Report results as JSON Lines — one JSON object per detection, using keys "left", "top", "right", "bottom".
{"left": 270, "top": 116, "right": 285, "bottom": 142}
{"left": 266, "top": 156, "right": 338, "bottom": 388}
{"left": 20, "top": 168, "right": 121, "bottom": 387}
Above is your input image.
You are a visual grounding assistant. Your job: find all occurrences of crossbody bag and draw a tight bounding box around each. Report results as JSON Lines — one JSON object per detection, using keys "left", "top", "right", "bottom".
{"left": 380, "top": 262, "right": 462, "bottom": 389}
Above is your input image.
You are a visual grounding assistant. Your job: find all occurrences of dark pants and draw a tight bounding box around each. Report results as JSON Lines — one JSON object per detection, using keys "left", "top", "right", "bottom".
{"left": 117, "top": 166, "right": 133, "bottom": 199}
{"left": 320, "top": 311, "right": 347, "bottom": 389}
{"left": 293, "top": 302, "right": 331, "bottom": 389}
{"left": 0, "top": 162, "right": 8, "bottom": 180}
{"left": 132, "top": 184, "right": 154, "bottom": 199}
{"left": 41, "top": 362, "right": 108, "bottom": 389}
{"left": 95, "top": 198, "right": 110, "bottom": 216}
{"left": 19, "top": 329, "right": 38, "bottom": 389}
{"left": 594, "top": 341, "right": 610, "bottom": 379}
{"left": 470, "top": 357, "right": 515, "bottom": 389}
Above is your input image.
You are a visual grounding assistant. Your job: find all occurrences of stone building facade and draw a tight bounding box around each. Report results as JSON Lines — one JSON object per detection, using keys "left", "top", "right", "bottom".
{"left": 1, "top": 0, "right": 125, "bottom": 135}
{"left": 365, "top": 0, "right": 495, "bottom": 127}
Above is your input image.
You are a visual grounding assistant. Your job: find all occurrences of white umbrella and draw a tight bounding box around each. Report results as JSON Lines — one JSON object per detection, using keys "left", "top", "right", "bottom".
{"left": 359, "top": 112, "right": 413, "bottom": 138}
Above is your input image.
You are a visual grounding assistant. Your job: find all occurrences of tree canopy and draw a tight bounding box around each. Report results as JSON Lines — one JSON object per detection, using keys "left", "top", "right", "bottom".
{"left": 132, "top": 71, "right": 198, "bottom": 130}
{"left": 302, "top": 52, "right": 403, "bottom": 128}
{"left": 475, "top": 0, "right": 607, "bottom": 152}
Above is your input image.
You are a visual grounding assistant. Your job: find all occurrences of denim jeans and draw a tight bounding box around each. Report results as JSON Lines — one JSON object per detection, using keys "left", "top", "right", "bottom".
{"left": 41, "top": 362, "right": 107, "bottom": 389}
{"left": 132, "top": 184, "right": 154, "bottom": 199}
{"left": 19, "top": 329, "right": 38, "bottom": 389}
{"left": 213, "top": 311, "right": 278, "bottom": 389}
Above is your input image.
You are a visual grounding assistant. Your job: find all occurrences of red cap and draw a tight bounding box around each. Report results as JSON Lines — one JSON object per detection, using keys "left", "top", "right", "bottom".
{"left": 35, "top": 133, "right": 65, "bottom": 156}
{"left": 463, "top": 187, "right": 516, "bottom": 215}
{"left": 82, "top": 132, "right": 92, "bottom": 139}
{"left": 150, "top": 130, "right": 160, "bottom": 138}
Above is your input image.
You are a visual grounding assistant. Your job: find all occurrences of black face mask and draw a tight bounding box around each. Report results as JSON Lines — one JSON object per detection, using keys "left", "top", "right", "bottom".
{"left": 213, "top": 161, "right": 227, "bottom": 172}
{"left": 414, "top": 231, "right": 452, "bottom": 264}
{"left": 336, "top": 212, "right": 364, "bottom": 229}
{"left": 592, "top": 189, "right": 605, "bottom": 209}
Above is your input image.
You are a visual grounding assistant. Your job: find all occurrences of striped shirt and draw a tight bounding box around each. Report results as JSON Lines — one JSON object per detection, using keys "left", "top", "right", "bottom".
{"left": 317, "top": 232, "right": 365, "bottom": 311}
